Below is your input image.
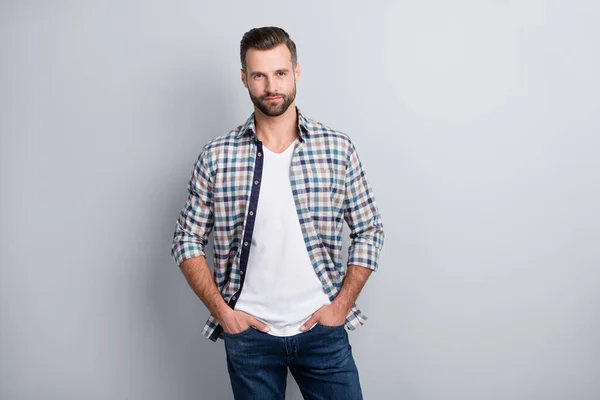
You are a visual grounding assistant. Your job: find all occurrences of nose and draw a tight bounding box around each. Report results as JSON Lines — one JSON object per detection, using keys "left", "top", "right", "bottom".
{"left": 265, "top": 77, "right": 277, "bottom": 95}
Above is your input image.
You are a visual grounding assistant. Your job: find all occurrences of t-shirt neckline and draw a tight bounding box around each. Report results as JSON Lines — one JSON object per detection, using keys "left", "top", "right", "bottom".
{"left": 262, "top": 138, "right": 298, "bottom": 157}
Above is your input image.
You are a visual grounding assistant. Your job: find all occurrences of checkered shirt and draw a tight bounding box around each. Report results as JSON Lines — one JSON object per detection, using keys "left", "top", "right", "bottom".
{"left": 171, "top": 108, "right": 384, "bottom": 341}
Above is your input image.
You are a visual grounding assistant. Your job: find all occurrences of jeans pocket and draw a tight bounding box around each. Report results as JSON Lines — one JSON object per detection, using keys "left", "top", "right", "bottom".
{"left": 316, "top": 322, "right": 346, "bottom": 330}
{"left": 223, "top": 326, "right": 254, "bottom": 338}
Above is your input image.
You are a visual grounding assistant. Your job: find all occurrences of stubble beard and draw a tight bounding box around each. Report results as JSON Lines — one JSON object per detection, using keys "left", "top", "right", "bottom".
{"left": 249, "top": 83, "right": 297, "bottom": 117}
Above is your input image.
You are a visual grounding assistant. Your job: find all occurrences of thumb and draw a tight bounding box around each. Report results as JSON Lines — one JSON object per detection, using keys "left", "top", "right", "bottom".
{"left": 299, "top": 315, "right": 319, "bottom": 332}
{"left": 248, "top": 316, "right": 270, "bottom": 333}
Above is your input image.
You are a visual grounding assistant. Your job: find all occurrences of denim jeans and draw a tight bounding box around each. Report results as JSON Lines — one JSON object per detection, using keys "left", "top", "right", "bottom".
{"left": 223, "top": 323, "right": 363, "bottom": 400}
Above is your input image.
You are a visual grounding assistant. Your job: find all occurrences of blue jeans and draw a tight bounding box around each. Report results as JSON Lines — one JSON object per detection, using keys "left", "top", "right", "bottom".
{"left": 223, "top": 323, "right": 363, "bottom": 400}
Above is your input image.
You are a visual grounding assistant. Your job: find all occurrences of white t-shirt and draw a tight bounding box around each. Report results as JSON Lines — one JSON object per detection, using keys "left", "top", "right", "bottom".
{"left": 234, "top": 138, "right": 331, "bottom": 336}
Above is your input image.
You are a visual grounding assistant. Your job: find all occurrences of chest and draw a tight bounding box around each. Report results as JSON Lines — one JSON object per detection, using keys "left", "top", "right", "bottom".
{"left": 213, "top": 140, "right": 346, "bottom": 218}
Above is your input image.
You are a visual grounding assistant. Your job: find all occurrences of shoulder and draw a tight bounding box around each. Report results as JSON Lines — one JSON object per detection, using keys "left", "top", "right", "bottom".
{"left": 192, "top": 125, "right": 246, "bottom": 174}
{"left": 203, "top": 128, "right": 243, "bottom": 153}
{"left": 199, "top": 123, "right": 249, "bottom": 157}
{"left": 305, "top": 117, "right": 356, "bottom": 154}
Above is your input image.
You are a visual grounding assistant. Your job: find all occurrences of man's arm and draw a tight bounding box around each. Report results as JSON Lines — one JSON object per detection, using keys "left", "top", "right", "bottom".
{"left": 171, "top": 147, "right": 268, "bottom": 334}
{"left": 343, "top": 141, "right": 385, "bottom": 272}
{"left": 330, "top": 265, "right": 373, "bottom": 313}
{"left": 171, "top": 145, "right": 215, "bottom": 265}
{"left": 300, "top": 140, "right": 384, "bottom": 330}
{"left": 300, "top": 265, "right": 372, "bottom": 330}
{"left": 179, "top": 256, "right": 230, "bottom": 323}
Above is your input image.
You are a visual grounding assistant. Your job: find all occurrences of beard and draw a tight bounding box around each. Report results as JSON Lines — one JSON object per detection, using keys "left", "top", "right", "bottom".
{"left": 248, "top": 84, "right": 296, "bottom": 117}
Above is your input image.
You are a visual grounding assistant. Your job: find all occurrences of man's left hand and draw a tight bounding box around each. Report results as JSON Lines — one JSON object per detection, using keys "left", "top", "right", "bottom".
{"left": 299, "top": 302, "right": 349, "bottom": 331}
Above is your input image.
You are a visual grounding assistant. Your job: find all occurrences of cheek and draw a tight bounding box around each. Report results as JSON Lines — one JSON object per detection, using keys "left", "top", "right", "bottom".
{"left": 283, "top": 78, "right": 295, "bottom": 92}
{"left": 249, "top": 81, "right": 264, "bottom": 92}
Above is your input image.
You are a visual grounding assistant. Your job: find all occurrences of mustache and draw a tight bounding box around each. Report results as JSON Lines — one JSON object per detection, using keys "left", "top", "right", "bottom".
{"left": 261, "top": 93, "right": 285, "bottom": 100}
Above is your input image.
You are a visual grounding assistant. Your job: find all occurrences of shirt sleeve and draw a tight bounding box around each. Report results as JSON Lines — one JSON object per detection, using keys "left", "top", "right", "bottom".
{"left": 171, "top": 145, "right": 215, "bottom": 266}
{"left": 344, "top": 141, "right": 384, "bottom": 271}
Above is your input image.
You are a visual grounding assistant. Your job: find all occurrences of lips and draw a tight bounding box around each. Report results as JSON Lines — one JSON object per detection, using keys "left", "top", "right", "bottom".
{"left": 264, "top": 97, "right": 282, "bottom": 102}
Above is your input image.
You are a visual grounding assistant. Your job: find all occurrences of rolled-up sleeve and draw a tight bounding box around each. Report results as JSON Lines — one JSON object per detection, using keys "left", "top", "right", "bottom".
{"left": 344, "top": 141, "right": 384, "bottom": 271}
{"left": 171, "top": 145, "right": 215, "bottom": 266}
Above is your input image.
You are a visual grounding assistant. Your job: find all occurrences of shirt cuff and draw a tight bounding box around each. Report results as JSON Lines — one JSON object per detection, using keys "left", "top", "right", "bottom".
{"left": 347, "top": 241, "right": 381, "bottom": 271}
{"left": 171, "top": 240, "right": 206, "bottom": 266}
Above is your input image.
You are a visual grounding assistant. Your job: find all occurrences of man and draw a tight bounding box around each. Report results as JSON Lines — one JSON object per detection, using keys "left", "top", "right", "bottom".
{"left": 171, "top": 26, "right": 384, "bottom": 400}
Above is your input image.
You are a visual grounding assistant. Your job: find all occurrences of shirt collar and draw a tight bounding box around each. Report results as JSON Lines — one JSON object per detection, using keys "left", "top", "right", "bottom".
{"left": 236, "top": 106, "right": 311, "bottom": 141}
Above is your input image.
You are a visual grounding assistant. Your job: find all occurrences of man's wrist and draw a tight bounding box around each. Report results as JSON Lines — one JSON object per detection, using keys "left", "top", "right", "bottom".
{"left": 212, "top": 297, "right": 232, "bottom": 324}
{"left": 331, "top": 297, "right": 352, "bottom": 315}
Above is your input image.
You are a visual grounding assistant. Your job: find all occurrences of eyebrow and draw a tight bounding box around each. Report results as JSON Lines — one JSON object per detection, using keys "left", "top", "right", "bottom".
{"left": 249, "top": 69, "right": 291, "bottom": 77}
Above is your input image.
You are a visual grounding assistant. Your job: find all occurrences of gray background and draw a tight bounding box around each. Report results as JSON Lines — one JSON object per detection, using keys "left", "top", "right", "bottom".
{"left": 1, "top": 1, "right": 599, "bottom": 399}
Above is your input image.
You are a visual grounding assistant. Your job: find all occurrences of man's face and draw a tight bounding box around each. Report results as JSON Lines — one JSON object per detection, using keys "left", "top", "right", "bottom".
{"left": 242, "top": 43, "right": 300, "bottom": 117}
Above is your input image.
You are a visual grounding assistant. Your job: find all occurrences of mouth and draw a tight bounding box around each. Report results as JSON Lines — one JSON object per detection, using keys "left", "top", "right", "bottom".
{"left": 264, "top": 97, "right": 282, "bottom": 103}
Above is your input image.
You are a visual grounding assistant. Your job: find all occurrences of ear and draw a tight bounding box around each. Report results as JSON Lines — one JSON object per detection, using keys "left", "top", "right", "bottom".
{"left": 241, "top": 69, "right": 248, "bottom": 88}
{"left": 294, "top": 63, "right": 301, "bottom": 82}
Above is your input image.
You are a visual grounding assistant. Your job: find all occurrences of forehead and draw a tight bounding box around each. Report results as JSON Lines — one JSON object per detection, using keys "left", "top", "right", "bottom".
{"left": 245, "top": 43, "right": 293, "bottom": 71}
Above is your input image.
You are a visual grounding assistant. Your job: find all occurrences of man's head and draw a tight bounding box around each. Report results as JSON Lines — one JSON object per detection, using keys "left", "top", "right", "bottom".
{"left": 240, "top": 27, "right": 300, "bottom": 117}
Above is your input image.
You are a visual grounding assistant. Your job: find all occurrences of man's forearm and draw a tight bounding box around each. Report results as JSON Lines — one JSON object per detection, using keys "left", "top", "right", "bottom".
{"left": 179, "top": 256, "right": 230, "bottom": 323}
{"left": 331, "top": 265, "right": 373, "bottom": 313}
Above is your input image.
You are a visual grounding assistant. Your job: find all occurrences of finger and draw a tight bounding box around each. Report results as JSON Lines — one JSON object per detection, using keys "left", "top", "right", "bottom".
{"left": 248, "top": 316, "right": 270, "bottom": 333}
{"left": 299, "top": 316, "right": 318, "bottom": 332}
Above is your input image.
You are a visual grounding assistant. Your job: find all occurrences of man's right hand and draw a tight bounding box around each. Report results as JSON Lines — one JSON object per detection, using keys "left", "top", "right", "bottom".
{"left": 218, "top": 308, "right": 270, "bottom": 334}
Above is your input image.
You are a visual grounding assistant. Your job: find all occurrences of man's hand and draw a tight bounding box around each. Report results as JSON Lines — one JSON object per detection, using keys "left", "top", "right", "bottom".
{"left": 218, "top": 308, "right": 270, "bottom": 335}
{"left": 299, "top": 265, "right": 372, "bottom": 332}
{"left": 299, "top": 302, "right": 349, "bottom": 332}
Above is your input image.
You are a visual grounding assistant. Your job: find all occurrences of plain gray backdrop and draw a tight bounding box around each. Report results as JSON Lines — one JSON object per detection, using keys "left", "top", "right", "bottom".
{"left": 1, "top": 1, "right": 599, "bottom": 399}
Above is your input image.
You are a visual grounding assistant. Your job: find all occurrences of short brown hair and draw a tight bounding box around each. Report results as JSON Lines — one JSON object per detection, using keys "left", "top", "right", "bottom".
{"left": 240, "top": 27, "right": 298, "bottom": 71}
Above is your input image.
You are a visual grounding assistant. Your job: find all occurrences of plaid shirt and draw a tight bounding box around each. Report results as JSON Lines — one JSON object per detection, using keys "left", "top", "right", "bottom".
{"left": 171, "top": 108, "right": 384, "bottom": 341}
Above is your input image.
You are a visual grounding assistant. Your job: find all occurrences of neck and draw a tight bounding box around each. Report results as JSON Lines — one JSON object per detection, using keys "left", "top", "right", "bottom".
{"left": 254, "top": 103, "right": 298, "bottom": 145}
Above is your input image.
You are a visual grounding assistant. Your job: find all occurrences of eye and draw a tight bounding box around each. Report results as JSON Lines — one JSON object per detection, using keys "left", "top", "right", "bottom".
{"left": 254, "top": 73, "right": 263, "bottom": 79}
{"left": 277, "top": 71, "right": 286, "bottom": 76}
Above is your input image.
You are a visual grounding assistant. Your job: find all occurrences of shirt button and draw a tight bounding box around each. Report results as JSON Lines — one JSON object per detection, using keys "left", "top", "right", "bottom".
{"left": 232, "top": 295, "right": 236, "bottom": 301}
{"left": 244, "top": 242, "right": 248, "bottom": 246}
{"left": 254, "top": 180, "right": 259, "bottom": 185}
{"left": 249, "top": 211, "right": 254, "bottom": 216}
{"left": 258, "top": 152, "right": 262, "bottom": 157}
{"left": 240, "top": 270, "right": 244, "bottom": 275}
